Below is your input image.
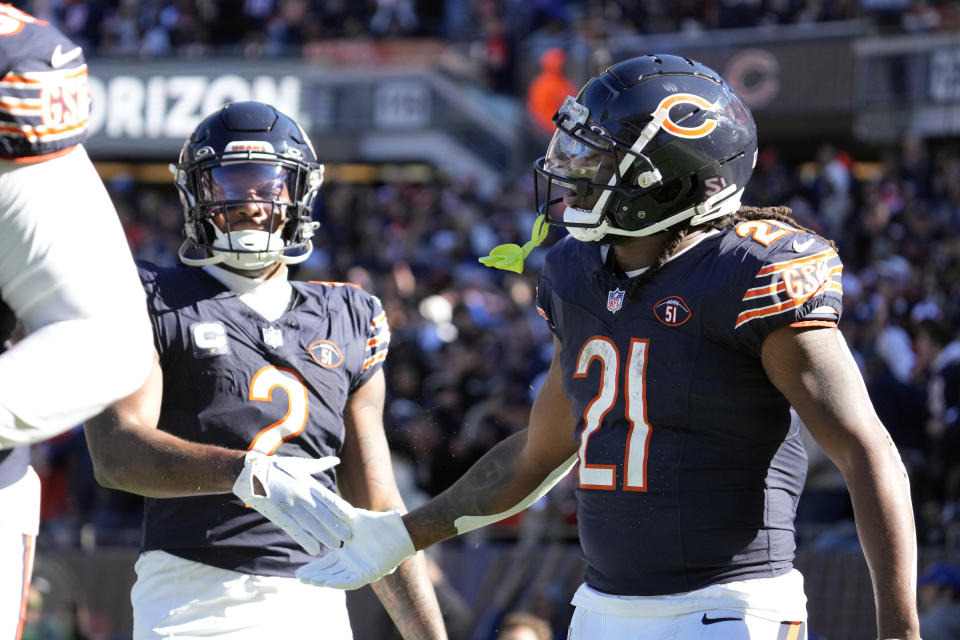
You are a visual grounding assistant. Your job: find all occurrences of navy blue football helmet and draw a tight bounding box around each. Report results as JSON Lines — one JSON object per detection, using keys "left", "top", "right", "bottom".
{"left": 534, "top": 54, "right": 757, "bottom": 242}
{"left": 174, "top": 101, "right": 323, "bottom": 269}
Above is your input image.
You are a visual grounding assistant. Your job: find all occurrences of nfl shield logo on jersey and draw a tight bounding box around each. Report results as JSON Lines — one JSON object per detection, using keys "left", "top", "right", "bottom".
{"left": 261, "top": 325, "right": 283, "bottom": 348}
{"left": 607, "top": 288, "right": 625, "bottom": 314}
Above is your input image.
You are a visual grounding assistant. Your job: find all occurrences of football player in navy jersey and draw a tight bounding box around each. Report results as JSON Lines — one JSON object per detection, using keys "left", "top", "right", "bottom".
{"left": 0, "top": 7, "right": 153, "bottom": 639}
{"left": 294, "top": 56, "right": 921, "bottom": 639}
{"left": 83, "top": 101, "right": 446, "bottom": 640}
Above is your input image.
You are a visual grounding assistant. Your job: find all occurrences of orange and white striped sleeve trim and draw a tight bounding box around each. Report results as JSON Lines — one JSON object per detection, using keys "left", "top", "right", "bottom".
{"left": 735, "top": 250, "right": 843, "bottom": 330}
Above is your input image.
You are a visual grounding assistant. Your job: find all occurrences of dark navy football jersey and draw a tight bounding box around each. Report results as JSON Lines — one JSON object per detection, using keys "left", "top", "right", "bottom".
{"left": 138, "top": 263, "right": 390, "bottom": 576}
{"left": 0, "top": 6, "right": 89, "bottom": 159}
{"left": 536, "top": 220, "right": 843, "bottom": 596}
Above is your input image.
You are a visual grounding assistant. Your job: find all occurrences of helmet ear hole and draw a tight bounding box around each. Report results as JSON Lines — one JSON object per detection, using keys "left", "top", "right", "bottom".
{"left": 649, "top": 177, "right": 687, "bottom": 205}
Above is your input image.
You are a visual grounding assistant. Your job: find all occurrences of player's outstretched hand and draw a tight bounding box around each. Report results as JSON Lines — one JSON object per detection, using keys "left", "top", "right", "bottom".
{"left": 295, "top": 500, "right": 415, "bottom": 590}
{"left": 232, "top": 452, "right": 352, "bottom": 555}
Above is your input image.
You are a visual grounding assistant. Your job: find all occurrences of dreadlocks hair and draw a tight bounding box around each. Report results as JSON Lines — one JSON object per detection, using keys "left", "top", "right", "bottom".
{"left": 626, "top": 205, "right": 836, "bottom": 299}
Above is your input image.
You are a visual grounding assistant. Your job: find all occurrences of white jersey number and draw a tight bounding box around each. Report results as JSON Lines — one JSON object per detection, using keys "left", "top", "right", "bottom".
{"left": 575, "top": 337, "right": 652, "bottom": 491}
{"left": 247, "top": 366, "right": 309, "bottom": 455}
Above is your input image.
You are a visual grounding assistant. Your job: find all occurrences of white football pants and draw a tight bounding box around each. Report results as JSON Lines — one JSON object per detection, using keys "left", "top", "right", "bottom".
{"left": 568, "top": 569, "right": 807, "bottom": 640}
{"left": 132, "top": 550, "right": 353, "bottom": 639}
{"left": 0, "top": 463, "right": 39, "bottom": 640}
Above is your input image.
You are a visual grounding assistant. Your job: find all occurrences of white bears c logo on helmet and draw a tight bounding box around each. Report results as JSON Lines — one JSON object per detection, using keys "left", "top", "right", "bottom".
{"left": 654, "top": 93, "right": 718, "bottom": 139}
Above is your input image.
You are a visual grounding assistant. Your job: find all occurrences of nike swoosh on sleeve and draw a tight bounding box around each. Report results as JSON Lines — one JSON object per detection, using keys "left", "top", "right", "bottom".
{"left": 791, "top": 237, "right": 815, "bottom": 253}
{"left": 50, "top": 45, "right": 83, "bottom": 68}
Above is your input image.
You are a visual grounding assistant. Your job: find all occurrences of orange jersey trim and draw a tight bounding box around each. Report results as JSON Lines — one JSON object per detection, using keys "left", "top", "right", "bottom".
{"left": 0, "top": 96, "right": 41, "bottom": 111}
{"left": 0, "top": 119, "right": 88, "bottom": 141}
{"left": 361, "top": 350, "right": 387, "bottom": 371}
{"left": 366, "top": 332, "right": 390, "bottom": 348}
{"left": 15, "top": 534, "right": 35, "bottom": 640}
{"left": 307, "top": 280, "right": 362, "bottom": 289}
{"left": 756, "top": 249, "right": 837, "bottom": 277}
{"left": 790, "top": 320, "right": 837, "bottom": 328}
{"left": 735, "top": 296, "right": 807, "bottom": 328}
{"left": 1, "top": 66, "right": 87, "bottom": 85}
{"left": 5, "top": 143, "right": 77, "bottom": 164}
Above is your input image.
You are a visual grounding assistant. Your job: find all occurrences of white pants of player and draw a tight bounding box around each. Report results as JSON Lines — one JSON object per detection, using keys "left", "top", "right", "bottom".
{"left": 0, "top": 462, "right": 40, "bottom": 640}
{"left": 132, "top": 550, "right": 353, "bottom": 639}
{"left": 568, "top": 569, "right": 807, "bottom": 640}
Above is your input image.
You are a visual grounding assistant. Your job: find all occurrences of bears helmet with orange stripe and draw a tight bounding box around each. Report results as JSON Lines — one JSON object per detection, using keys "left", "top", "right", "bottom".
{"left": 174, "top": 101, "right": 324, "bottom": 270}
{"left": 534, "top": 54, "right": 757, "bottom": 242}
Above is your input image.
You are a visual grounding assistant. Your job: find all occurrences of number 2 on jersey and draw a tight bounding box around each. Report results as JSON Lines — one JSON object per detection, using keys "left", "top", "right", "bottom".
{"left": 247, "top": 366, "right": 309, "bottom": 454}
{"left": 575, "top": 337, "right": 652, "bottom": 491}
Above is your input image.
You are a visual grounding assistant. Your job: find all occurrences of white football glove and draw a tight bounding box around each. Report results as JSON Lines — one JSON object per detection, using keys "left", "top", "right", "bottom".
{"left": 295, "top": 489, "right": 416, "bottom": 590}
{"left": 232, "top": 452, "right": 351, "bottom": 555}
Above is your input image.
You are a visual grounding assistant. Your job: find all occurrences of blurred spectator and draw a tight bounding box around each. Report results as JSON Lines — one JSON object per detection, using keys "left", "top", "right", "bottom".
{"left": 370, "top": 0, "right": 419, "bottom": 36}
{"left": 526, "top": 48, "right": 577, "bottom": 137}
{"left": 917, "top": 562, "right": 960, "bottom": 640}
{"left": 496, "top": 610, "right": 552, "bottom": 640}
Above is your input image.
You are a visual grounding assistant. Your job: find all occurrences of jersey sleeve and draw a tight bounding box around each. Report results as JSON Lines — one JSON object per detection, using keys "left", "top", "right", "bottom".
{"left": 535, "top": 276, "right": 560, "bottom": 337}
{"left": 136, "top": 262, "right": 168, "bottom": 359}
{"left": 731, "top": 231, "right": 844, "bottom": 354}
{"left": 0, "top": 9, "right": 90, "bottom": 160}
{"left": 351, "top": 291, "right": 390, "bottom": 393}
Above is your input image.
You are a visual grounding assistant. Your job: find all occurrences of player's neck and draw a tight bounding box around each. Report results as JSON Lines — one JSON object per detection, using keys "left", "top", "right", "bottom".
{"left": 610, "top": 228, "right": 709, "bottom": 272}
{"left": 609, "top": 231, "right": 671, "bottom": 272}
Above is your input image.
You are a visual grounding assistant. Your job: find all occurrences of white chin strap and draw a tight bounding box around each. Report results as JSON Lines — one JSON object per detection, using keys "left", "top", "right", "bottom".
{"left": 565, "top": 184, "right": 743, "bottom": 242}
{"left": 179, "top": 227, "right": 314, "bottom": 269}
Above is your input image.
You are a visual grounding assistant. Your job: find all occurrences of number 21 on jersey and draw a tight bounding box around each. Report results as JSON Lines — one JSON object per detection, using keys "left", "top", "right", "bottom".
{"left": 575, "top": 337, "right": 652, "bottom": 491}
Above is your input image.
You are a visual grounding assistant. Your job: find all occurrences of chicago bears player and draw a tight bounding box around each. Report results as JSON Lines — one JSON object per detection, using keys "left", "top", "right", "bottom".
{"left": 293, "top": 56, "right": 921, "bottom": 639}
{"left": 83, "top": 101, "right": 446, "bottom": 639}
{"left": 0, "top": 6, "right": 152, "bottom": 639}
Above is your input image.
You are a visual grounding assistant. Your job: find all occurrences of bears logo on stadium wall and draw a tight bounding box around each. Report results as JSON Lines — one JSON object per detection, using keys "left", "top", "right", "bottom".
{"left": 308, "top": 339, "right": 344, "bottom": 369}
{"left": 653, "top": 296, "right": 691, "bottom": 327}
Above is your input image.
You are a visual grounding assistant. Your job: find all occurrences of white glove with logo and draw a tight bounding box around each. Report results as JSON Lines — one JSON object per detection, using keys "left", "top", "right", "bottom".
{"left": 295, "top": 485, "right": 416, "bottom": 590}
{"left": 232, "top": 452, "right": 351, "bottom": 555}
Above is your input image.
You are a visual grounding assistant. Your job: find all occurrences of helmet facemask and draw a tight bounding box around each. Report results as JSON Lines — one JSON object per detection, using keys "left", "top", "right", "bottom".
{"left": 175, "top": 147, "right": 323, "bottom": 270}
{"left": 534, "top": 85, "right": 751, "bottom": 243}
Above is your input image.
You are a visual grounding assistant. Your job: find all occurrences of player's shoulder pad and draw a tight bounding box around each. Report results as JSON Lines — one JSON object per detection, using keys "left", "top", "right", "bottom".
{"left": 135, "top": 261, "right": 212, "bottom": 306}
{"left": 540, "top": 235, "right": 590, "bottom": 284}
{"left": 723, "top": 218, "right": 838, "bottom": 265}
{"left": 302, "top": 279, "right": 384, "bottom": 313}
{"left": 303, "top": 279, "right": 368, "bottom": 301}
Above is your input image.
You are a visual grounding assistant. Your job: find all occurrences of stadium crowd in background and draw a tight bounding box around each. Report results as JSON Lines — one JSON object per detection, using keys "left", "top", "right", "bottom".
{"left": 13, "top": 1, "right": 960, "bottom": 64}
